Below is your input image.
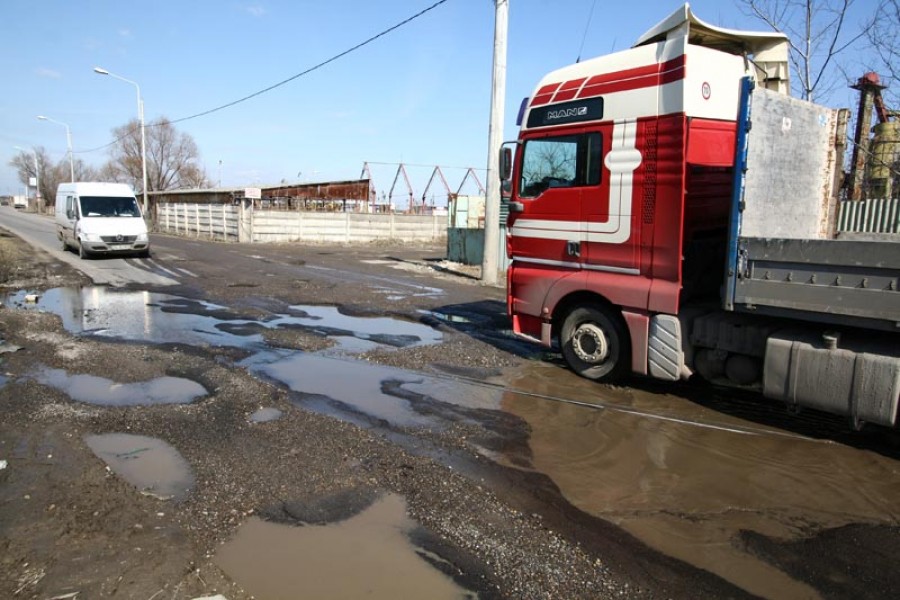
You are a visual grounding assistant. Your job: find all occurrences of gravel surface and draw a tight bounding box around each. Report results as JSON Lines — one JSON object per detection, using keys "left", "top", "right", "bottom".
{"left": 0, "top": 231, "right": 756, "bottom": 599}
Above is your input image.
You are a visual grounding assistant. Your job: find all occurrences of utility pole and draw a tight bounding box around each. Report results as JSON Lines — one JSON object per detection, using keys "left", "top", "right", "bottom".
{"left": 480, "top": 0, "right": 508, "bottom": 285}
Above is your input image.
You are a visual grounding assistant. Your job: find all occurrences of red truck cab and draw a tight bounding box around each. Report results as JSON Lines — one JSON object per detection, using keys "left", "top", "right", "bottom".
{"left": 504, "top": 5, "right": 790, "bottom": 381}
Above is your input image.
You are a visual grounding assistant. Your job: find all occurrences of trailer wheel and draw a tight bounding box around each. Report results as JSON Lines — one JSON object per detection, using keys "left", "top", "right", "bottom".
{"left": 560, "top": 304, "right": 629, "bottom": 382}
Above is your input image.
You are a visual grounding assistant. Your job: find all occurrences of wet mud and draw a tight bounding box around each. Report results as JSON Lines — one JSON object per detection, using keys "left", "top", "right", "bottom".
{"left": 740, "top": 524, "right": 900, "bottom": 598}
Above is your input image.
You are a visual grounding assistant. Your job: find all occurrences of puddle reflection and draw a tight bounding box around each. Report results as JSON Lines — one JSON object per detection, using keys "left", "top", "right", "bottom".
{"left": 246, "top": 352, "right": 503, "bottom": 429}
{"left": 3, "top": 287, "right": 441, "bottom": 354}
{"left": 35, "top": 367, "right": 207, "bottom": 406}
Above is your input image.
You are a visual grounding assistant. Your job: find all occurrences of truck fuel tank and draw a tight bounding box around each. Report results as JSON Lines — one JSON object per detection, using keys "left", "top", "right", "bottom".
{"left": 763, "top": 330, "right": 900, "bottom": 427}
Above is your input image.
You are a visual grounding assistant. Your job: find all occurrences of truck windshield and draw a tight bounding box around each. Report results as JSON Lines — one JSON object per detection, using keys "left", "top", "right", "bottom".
{"left": 79, "top": 196, "right": 141, "bottom": 217}
{"left": 519, "top": 132, "right": 602, "bottom": 198}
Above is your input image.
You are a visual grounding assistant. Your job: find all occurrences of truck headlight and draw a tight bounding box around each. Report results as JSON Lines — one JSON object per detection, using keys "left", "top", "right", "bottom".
{"left": 136, "top": 232, "right": 148, "bottom": 242}
{"left": 81, "top": 233, "right": 103, "bottom": 242}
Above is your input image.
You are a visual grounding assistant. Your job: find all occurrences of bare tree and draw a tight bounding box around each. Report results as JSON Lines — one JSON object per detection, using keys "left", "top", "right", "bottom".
{"left": 105, "top": 118, "right": 210, "bottom": 192}
{"left": 867, "top": 0, "right": 900, "bottom": 106}
{"left": 741, "top": 0, "right": 869, "bottom": 102}
{"left": 8, "top": 148, "right": 96, "bottom": 209}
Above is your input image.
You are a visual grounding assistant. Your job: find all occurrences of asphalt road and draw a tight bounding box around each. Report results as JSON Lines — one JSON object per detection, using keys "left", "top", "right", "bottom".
{"left": 0, "top": 206, "right": 176, "bottom": 286}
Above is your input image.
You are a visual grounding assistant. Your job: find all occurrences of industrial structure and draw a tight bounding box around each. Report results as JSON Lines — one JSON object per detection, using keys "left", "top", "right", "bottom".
{"left": 848, "top": 72, "right": 899, "bottom": 201}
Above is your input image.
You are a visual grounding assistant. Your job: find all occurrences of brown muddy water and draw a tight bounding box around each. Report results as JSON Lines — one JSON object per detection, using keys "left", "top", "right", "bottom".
{"left": 84, "top": 433, "right": 195, "bottom": 501}
{"left": 214, "top": 493, "right": 476, "bottom": 599}
{"left": 502, "top": 364, "right": 900, "bottom": 599}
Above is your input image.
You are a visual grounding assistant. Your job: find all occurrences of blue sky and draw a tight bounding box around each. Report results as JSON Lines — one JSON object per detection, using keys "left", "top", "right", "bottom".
{"left": 0, "top": 0, "right": 879, "bottom": 202}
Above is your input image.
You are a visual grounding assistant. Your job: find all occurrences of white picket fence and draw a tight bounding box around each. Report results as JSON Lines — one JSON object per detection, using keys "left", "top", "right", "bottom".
{"left": 156, "top": 203, "right": 447, "bottom": 243}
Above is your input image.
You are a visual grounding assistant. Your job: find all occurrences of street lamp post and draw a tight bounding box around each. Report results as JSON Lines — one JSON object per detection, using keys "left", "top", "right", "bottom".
{"left": 94, "top": 67, "right": 148, "bottom": 214}
{"left": 13, "top": 145, "right": 41, "bottom": 206}
{"left": 36, "top": 116, "right": 74, "bottom": 182}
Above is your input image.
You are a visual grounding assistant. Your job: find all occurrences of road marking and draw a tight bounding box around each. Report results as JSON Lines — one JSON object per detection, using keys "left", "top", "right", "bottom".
{"left": 144, "top": 260, "right": 182, "bottom": 278}
{"left": 174, "top": 266, "right": 197, "bottom": 277}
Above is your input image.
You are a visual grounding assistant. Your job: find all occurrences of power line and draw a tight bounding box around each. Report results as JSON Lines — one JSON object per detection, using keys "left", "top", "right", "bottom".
{"left": 170, "top": 0, "right": 450, "bottom": 125}
{"left": 576, "top": 0, "right": 598, "bottom": 63}
{"left": 73, "top": 0, "right": 450, "bottom": 154}
{"left": 73, "top": 127, "right": 136, "bottom": 154}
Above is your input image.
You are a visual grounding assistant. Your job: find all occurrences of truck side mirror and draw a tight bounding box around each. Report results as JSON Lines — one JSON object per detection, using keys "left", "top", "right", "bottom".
{"left": 499, "top": 147, "right": 512, "bottom": 181}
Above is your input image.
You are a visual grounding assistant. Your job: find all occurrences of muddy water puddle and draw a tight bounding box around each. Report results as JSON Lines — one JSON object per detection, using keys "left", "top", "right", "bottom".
{"left": 246, "top": 352, "right": 503, "bottom": 429}
{"left": 249, "top": 407, "right": 283, "bottom": 423}
{"left": 214, "top": 493, "right": 475, "bottom": 599}
{"left": 85, "top": 433, "right": 195, "bottom": 501}
{"left": 4, "top": 287, "right": 441, "bottom": 354}
{"left": 35, "top": 367, "right": 207, "bottom": 406}
{"left": 502, "top": 364, "right": 900, "bottom": 598}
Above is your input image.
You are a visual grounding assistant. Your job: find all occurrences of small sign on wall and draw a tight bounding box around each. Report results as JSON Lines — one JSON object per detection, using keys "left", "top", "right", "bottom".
{"left": 244, "top": 187, "right": 262, "bottom": 199}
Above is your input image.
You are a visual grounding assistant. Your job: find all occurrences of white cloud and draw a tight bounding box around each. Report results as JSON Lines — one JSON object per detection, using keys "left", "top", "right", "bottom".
{"left": 246, "top": 4, "right": 266, "bottom": 17}
{"left": 36, "top": 68, "right": 61, "bottom": 79}
{"left": 118, "top": 28, "right": 132, "bottom": 38}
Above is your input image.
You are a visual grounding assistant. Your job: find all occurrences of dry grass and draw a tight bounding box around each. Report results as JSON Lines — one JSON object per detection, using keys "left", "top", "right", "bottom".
{"left": 0, "top": 235, "right": 16, "bottom": 283}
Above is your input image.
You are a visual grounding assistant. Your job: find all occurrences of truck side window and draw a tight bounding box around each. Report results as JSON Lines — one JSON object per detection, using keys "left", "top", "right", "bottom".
{"left": 519, "top": 133, "right": 602, "bottom": 198}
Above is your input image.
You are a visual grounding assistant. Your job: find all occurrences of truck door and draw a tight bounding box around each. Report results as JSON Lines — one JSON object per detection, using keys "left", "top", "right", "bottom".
{"left": 582, "top": 119, "right": 642, "bottom": 274}
{"left": 508, "top": 131, "right": 594, "bottom": 266}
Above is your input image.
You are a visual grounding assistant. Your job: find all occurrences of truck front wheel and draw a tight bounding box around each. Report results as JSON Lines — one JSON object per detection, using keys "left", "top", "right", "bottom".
{"left": 560, "top": 305, "right": 629, "bottom": 382}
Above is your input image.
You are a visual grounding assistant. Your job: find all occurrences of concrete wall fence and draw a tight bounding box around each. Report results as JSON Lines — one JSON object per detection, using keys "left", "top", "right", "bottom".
{"left": 836, "top": 197, "right": 900, "bottom": 234}
{"left": 156, "top": 202, "right": 447, "bottom": 244}
{"left": 153, "top": 198, "right": 898, "bottom": 248}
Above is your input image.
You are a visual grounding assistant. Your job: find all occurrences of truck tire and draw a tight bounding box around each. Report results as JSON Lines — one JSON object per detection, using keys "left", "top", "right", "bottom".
{"left": 78, "top": 241, "right": 91, "bottom": 260}
{"left": 560, "top": 304, "right": 630, "bottom": 382}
